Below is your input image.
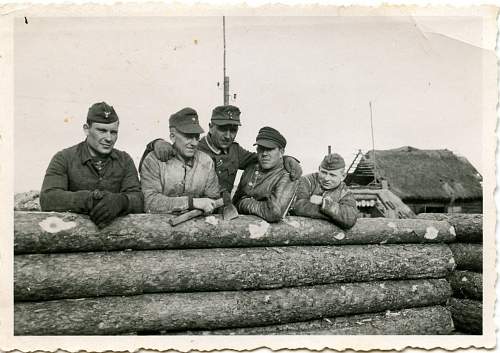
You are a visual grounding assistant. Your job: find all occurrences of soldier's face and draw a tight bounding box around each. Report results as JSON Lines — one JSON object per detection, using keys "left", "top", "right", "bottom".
{"left": 83, "top": 121, "right": 119, "bottom": 156}
{"left": 256, "top": 145, "right": 283, "bottom": 170}
{"left": 318, "top": 167, "right": 345, "bottom": 190}
{"left": 171, "top": 130, "right": 200, "bottom": 159}
{"left": 209, "top": 123, "right": 238, "bottom": 150}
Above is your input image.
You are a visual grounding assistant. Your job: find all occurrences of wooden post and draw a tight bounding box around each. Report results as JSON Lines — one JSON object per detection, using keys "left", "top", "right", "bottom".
{"left": 15, "top": 244, "right": 455, "bottom": 301}
{"left": 14, "top": 212, "right": 457, "bottom": 254}
{"left": 14, "top": 279, "right": 451, "bottom": 335}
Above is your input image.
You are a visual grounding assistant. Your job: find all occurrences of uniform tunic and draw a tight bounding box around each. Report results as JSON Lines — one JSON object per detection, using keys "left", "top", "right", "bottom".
{"left": 232, "top": 161, "right": 297, "bottom": 223}
{"left": 292, "top": 172, "right": 358, "bottom": 229}
{"left": 140, "top": 135, "right": 257, "bottom": 193}
{"left": 140, "top": 150, "right": 220, "bottom": 214}
{"left": 40, "top": 141, "right": 143, "bottom": 214}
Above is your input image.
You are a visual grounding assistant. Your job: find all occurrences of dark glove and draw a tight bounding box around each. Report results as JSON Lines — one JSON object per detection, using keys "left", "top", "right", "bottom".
{"left": 283, "top": 155, "right": 302, "bottom": 181}
{"left": 154, "top": 139, "right": 176, "bottom": 162}
{"left": 90, "top": 193, "right": 129, "bottom": 228}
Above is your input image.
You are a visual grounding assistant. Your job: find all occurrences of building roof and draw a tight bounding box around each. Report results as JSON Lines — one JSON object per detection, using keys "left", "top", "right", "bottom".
{"left": 348, "top": 146, "right": 482, "bottom": 201}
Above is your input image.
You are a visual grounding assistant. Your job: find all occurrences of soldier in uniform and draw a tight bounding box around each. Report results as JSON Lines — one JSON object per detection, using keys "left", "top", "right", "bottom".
{"left": 232, "top": 126, "right": 297, "bottom": 223}
{"left": 292, "top": 153, "right": 358, "bottom": 229}
{"left": 140, "top": 107, "right": 220, "bottom": 214}
{"left": 139, "top": 105, "right": 302, "bottom": 193}
{"left": 40, "top": 102, "right": 143, "bottom": 228}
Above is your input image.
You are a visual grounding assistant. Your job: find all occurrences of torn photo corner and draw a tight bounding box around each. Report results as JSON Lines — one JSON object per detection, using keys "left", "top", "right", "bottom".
{"left": 0, "top": 2, "right": 497, "bottom": 352}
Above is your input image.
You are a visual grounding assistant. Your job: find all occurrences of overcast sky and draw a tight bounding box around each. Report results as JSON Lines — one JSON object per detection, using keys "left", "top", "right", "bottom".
{"left": 14, "top": 15, "right": 493, "bottom": 192}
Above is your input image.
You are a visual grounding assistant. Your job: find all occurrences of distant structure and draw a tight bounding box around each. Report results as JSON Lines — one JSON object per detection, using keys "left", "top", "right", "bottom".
{"left": 346, "top": 146, "right": 483, "bottom": 215}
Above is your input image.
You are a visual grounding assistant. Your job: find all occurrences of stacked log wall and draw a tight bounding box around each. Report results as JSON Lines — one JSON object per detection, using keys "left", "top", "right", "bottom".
{"left": 417, "top": 213, "right": 483, "bottom": 334}
{"left": 14, "top": 211, "right": 475, "bottom": 335}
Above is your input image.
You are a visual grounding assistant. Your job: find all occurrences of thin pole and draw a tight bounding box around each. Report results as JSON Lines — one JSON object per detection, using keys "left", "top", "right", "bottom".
{"left": 369, "top": 101, "right": 377, "bottom": 183}
{"left": 328, "top": 145, "right": 331, "bottom": 154}
{"left": 223, "top": 16, "right": 229, "bottom": 105}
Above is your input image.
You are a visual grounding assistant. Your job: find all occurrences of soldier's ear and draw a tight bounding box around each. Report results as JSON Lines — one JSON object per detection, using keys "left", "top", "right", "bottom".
{"left": 169, "top": 128, "right": 176, "bottom": 144}
{"left": 83, "top": 123, "right": 90, "bottom": 136}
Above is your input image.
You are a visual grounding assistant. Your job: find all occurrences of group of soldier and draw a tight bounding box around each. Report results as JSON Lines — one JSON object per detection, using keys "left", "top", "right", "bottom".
{"left": 40, "top": 101, "right": 358, "bottom": 229}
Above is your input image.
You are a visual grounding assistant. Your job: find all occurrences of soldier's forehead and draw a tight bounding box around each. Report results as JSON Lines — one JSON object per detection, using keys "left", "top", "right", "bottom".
{"left": 319, "top": 166, "right": 344, "bottom": 174}
{"left": 91, "top": 121, "right": 120, "bottom": 129}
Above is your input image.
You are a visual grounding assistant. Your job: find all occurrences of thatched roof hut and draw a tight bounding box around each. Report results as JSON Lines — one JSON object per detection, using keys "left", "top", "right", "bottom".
{"left": 347, "top": 146, "right": 482, "bottom": 203}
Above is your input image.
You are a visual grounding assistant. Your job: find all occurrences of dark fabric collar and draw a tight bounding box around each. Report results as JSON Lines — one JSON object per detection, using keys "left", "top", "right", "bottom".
{"left": 205, "top": 134, "right": 221, "bottom": 155}
{"left": 78, "top": 140, "right": 118, "bottom": 164}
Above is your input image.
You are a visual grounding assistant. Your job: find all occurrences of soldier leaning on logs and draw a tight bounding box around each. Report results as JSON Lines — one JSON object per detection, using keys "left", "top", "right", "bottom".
{"left": 232, "top": 126, "right": 297, "bottom": 223}
{"left": 40, "top": 102, "right": 143, "bottom": 228}
{"left": 138, "top": 105, "right": 303, "bottom": 193}
{"left": 140, "top": 108, "right": 221, "bottom": 214}
{"left": 291, "top": 153, "right": 358, "bottom": 229}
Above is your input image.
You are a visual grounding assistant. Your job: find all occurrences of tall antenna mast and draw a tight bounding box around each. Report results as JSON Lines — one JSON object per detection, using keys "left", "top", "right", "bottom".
{"left": 369, "top": 101, "right": 378, "bottom": 184}
{"left": 223, "top": 16, "right": 229, "bottom": 105}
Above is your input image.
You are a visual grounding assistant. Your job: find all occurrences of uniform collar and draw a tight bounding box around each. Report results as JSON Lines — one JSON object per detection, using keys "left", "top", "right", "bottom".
{"left": 78, "top": 140, "right": 118, "bottom": 164}
{"left": 205, "top": 133, "right": 229, "bottom": 155}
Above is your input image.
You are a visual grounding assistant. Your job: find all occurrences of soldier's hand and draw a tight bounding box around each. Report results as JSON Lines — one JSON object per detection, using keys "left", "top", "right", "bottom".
{"left": 193, "top": 198, "right": 217, "bottom": 214}
{"left": 309, "top": 195, "right": 323, "bottom": 205}
{"left": 283, "top": 156, "right": 302, "bottom": 181}
{"left": 90, "top": 193, "right": 129, "bottom": 228}
{"left": 154, "top": 140, "right": 175, "bottom": 162}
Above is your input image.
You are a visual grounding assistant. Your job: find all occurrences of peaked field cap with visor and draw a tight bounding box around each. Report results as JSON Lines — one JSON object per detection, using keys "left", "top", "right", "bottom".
{"left": 169, "top": 107, "right": 204, "bottom": 134}
{"left": 211, "top": 105, "right": 242, "bottom": 126}
{"left": 253, "top": 126, "right": 287, "bottom": 149}
{"left": 87, "top": 102, "right": 119, "bottom": 124}
{"left": 320, "top": 153, "right": 346, "bottom": 170}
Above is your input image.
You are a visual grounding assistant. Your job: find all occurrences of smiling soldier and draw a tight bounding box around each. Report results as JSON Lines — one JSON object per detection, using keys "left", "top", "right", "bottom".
{"left": 292, "top": 153, "right": 358, "bottom": 229}
{"left": 40, "top": 102, "right": 143, "bottom": 228}
{"left": 232, "top": 126, "right": 297, "bottom": 223}
{"left": 139, "top": 105, "right": 302, "bottom": 194}
{"left": 140, "top": 107, "right": 220, "bottom": 214}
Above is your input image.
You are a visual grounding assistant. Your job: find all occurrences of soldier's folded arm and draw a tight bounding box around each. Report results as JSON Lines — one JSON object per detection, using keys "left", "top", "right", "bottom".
{"left": 237, "top": 174, "right": 297, "bottom": 223}
{"left": 291, "top": 177, "right": 328, "bottom": 220}
{"left": 140, "top": 153, "right": 192, "bottom": 213}
{"left": 321, "top": 191, "right": 358, "bottom": 229}
{"left": 40, "top": 151, "right": 93, "bottom": 213}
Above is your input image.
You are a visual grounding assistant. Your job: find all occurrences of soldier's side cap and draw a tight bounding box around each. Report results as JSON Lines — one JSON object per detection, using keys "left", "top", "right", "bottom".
{"left": 320, "top": 153, "right": 346, "bottom": 170}
{"left": 169, "top": 107, "right": 204, "bottom": 134}
{"left": 211, "top": 105, "right": 241, "bottom": 126}
{"left": 253, "top": 126, "right": 287, "bottom": 149}
{"left": 87, "top": 102, "right": 119, "bottom": 124}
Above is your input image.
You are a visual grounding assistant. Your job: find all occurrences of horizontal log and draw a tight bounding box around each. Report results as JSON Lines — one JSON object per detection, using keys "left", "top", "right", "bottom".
{"left": 448, "top": 243, "right": 482, "bottom": 272}
{"left": 448, "top": 271, "right": 482, "bottom": 300}
{"left": 448, "top": 297, "right": 482, "bottom": 334}
{"left": 14, "top": 279, "right": 451, "bottom": 335}
{"left": 15, "top": 244, "right": 455, "bottom": 301}
{"left": 174, "top": 306, "right": 454, "bottom": 335}
{"left": 417, "top": 213, "right": 482, "bottom": 243}
{"left": 15, "top": 211, "right": 456, "bottom": 254}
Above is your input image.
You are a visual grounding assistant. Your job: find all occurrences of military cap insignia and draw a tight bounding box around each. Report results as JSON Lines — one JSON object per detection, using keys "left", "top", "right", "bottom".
{"left": 104, "top": 111, "right": 111, "bottom": 118}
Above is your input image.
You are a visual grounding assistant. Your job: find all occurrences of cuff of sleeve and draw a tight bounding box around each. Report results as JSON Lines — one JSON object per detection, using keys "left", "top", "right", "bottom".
{"left": 121, "top": 194, "right": 131, "bottom": 214}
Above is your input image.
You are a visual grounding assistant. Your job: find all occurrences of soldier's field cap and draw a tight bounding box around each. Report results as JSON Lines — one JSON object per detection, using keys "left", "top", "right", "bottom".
{"left": 87, "top": 102, "right": 119, "bottom": 124}
{"left": 253, "top": 126, "right": 287, "bottom": 149}
{"left": 320, "top": 153, "right": 346, "bottom": 170}
{"left": 169, "top": 107, "right": 204, "bottom": 134}
{"left": 211, "top": 105, "right": 241, "bottom": 126}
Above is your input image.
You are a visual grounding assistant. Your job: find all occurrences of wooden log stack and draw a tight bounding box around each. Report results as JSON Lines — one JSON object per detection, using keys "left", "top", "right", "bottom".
{"left": 14, "top": 211, "right": 465, "bottom": 335}
{"left": 418, "top": 213, "right": 483, "bottom": 334}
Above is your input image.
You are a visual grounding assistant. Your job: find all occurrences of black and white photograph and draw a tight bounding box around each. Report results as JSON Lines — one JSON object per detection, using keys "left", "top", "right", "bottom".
{"left": 1, "top": 3, "right": 497, "bottom": 351}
